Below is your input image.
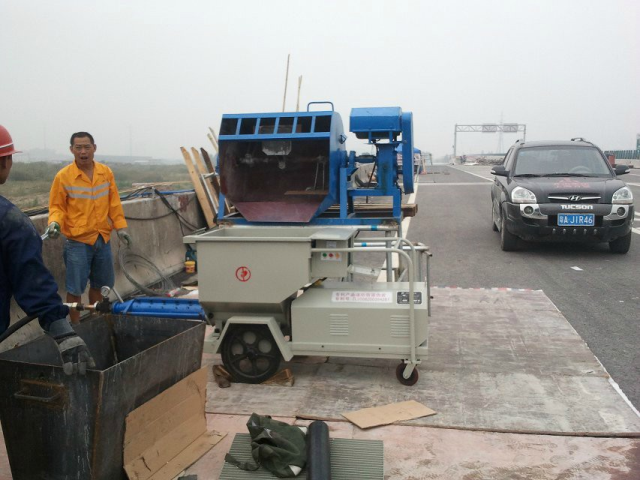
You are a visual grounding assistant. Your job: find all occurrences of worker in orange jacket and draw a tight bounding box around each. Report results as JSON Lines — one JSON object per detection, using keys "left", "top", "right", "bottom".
{"left": 46, "top": 132, "right": 132, "bottom": 323}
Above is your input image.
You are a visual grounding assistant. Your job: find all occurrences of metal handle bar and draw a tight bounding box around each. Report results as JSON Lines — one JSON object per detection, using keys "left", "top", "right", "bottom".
{"left": 307, "top": 101, "right": 335, "bottom": 112}
{"left": 14, "top": 389, "right": 61, "bottom": 404}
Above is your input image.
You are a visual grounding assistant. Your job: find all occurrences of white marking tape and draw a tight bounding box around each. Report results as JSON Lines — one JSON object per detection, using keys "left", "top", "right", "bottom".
{"left": 449, "top": 165, "right": 494, "bottom": 182}
{"left": 420, "top": 182, "right": 492, "bottom": 186}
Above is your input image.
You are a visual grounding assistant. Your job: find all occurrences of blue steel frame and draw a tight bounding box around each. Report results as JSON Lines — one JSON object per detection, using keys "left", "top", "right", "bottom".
{"left": 216, "top": 103, "right": 414, "bottom": 227}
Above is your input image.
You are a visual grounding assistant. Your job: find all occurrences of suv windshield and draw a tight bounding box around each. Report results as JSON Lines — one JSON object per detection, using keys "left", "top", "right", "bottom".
{"left": 513, "top": 146, "right": 611, "bottom": 177}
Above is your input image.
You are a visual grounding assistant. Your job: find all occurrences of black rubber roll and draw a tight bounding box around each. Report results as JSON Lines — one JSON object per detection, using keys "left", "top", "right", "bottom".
{"left": 307, "top": 420, "right": 332, "bottom": 480}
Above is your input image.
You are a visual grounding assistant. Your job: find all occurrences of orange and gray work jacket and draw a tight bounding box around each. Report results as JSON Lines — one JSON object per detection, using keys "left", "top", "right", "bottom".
{"left": 48, "top": 160, "right": 127, "bottom": 245}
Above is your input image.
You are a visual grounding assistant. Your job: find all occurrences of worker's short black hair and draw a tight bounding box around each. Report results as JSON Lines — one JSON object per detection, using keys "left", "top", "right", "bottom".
{"left": 70, "top": 132, "right": 95, "bottom": 146}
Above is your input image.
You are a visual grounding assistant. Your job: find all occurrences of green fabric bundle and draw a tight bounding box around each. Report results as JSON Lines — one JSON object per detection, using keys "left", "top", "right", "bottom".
{"left": 225, "top": 413, "right": 307, "bottom": 478}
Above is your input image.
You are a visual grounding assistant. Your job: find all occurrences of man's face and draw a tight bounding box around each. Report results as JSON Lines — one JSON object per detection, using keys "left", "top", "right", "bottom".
{"left": 0, "top": 155, "right": 12, "bottom": 184}
{"left": 70, "top": 136, "right": 96, "bottom": 169}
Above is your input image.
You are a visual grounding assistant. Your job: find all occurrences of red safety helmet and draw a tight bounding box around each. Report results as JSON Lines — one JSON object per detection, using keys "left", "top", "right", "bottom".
{"left": 0, "top": 125, "right": 21, "bottom": 157}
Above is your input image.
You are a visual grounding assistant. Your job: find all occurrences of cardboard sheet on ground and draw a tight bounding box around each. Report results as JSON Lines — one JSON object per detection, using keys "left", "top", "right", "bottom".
{"left": 342, "top": 400, "right": 436, "bottom": 429}
{"left": 124, "top": 367, "right": 226, "bottom": 480}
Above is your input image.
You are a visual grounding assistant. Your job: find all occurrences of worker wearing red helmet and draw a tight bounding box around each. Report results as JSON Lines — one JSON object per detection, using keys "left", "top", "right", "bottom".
{"left": 0, "top": 125, "right": 94, "bottom": 374}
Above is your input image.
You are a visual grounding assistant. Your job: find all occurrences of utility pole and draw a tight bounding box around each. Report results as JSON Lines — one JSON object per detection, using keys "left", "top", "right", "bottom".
{"left": 496, "top": 112, "right": 504, "bottom": 154}
{"left": 282, "top": 54, "right": 290, "bottom": 112}
{"left": 453, "top": 124, "right": 457, "bottom": 158}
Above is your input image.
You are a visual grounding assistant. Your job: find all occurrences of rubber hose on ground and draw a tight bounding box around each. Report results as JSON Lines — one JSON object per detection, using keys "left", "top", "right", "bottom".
{"left": 307, "top": 420, "right": 331, "bottom": 480}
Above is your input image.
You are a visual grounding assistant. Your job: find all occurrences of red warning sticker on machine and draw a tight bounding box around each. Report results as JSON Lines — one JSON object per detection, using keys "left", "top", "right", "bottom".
{"left": 235, "top": 266, "right": 251, "bottom": 282}
{"left": 332, "top": 291, "right": 393, "bottom": 303}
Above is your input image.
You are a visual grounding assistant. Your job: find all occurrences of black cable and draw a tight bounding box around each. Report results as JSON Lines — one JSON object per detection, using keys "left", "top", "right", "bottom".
{"left": 0, "top": 314, "right": 38, "bottom": 344}
{"left": 151, "top": 187, "right": 200, "bottom": 234}
{"left": 125, "top": 195, "right": 195, "bottom": 221}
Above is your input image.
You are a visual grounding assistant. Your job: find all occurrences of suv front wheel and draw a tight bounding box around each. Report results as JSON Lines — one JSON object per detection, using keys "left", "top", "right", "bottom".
{"left": 609, "top": 232, "right": 631, "bottom": 254}
{"left": 500, "top": 210, "right": 518, "bottom": 251}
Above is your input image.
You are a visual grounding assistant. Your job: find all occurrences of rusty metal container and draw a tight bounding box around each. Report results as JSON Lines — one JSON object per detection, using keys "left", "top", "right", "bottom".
{"left": 0, "top": 315, "right": 205, "bottom": 479}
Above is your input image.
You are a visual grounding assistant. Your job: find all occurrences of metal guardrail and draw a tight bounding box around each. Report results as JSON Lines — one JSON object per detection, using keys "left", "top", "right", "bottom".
{"left": 605, "top": 150, "right": 640, "bottom": 160}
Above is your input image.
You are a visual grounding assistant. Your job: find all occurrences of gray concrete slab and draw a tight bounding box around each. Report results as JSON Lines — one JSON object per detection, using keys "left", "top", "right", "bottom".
{"left": 206, "top": 288, "right": 640, "bottom": 435}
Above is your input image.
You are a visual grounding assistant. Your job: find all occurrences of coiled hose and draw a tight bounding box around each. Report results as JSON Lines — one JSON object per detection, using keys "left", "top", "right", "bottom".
{"left": 118, "top": 247, "right": 176, "bottom": 296}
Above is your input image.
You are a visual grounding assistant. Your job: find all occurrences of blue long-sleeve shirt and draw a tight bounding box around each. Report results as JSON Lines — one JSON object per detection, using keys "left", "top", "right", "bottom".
{"left": 0, "top": 196, "right": 69, "bottom": 333}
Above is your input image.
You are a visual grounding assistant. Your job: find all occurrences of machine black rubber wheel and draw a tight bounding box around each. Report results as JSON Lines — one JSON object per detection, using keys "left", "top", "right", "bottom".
{"left": 500, "top": 211, "right": 518, "bottom": 251}
{"left": 609, "top": 232, "right": 631, "bottom": 254}
{"left": 395, "top": 363, "right": 419, "bottom": 386}
{"left": 220, "top": 325, "right": 281, "bottom": 384}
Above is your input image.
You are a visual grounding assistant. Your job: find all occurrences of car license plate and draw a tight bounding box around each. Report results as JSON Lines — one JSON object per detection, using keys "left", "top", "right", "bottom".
{"left": 558, "top": 214, "right": 595, "bottom": 226}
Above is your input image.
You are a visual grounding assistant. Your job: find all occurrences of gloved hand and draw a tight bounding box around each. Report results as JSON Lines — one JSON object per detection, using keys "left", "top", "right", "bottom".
{"left": 117, "top": 229, "right": 133, "bottom": 247}
{"left": 46, "top": 318, "right": 96, "bottom": 375}
{"left": 45, "top": 222, "right": 61, "bottom": 239}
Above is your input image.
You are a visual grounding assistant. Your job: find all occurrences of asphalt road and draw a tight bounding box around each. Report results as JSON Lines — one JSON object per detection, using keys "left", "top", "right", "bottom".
{"left": 409, "top": 164, "right": 640, "bottom": 409}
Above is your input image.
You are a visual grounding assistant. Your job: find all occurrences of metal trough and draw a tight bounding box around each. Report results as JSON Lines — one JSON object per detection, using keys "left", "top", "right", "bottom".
{"left": 0, "top": 315, "right": 205, "bottom": 479}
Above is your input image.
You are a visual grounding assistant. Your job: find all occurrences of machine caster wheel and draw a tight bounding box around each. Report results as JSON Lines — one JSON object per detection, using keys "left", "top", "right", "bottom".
{"left": 221, "top": 325, "right": 281, "bottom": 384}
{"left": 396, "top": 363, "right": 419, "bottom": 386}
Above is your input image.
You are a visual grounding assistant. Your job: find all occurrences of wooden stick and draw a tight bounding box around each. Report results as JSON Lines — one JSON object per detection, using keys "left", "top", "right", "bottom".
{"left": 296, "top": 75, "right": 303, "bottom": 112}
{"left": 282, "top": 53, "right": 290, "bottom": 112}
{"left": 207, "top": 133, "right": 218, "bottom": 153}
{"left": 208, "top": 126, "right": 219, "bottom": 148}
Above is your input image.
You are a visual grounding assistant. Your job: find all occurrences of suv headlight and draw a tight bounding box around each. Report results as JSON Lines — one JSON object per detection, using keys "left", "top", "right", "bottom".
{"left": 612, "top": 186, "right": 633, "bottom": 204}
{"left": 511, "top": 186, "right": 537, "bottom": 204}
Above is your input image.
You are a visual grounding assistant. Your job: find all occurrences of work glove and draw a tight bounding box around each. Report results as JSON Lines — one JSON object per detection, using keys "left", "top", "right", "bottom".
{"left": 45, "top": 222, "right": 61, "bottom": 239}
{"left": 117, "top": 229, "right": 133, "bottom": 247}
{"left": 46, "top": 318, "right": 96, "bottom": 375}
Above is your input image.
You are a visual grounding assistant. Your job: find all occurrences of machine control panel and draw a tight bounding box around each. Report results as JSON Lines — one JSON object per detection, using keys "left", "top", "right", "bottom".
{"left": 311, "top": 239, "right": 349, "bottom": 278}
{"left": 396, "top": 291, "right": 423, "bottom": 305}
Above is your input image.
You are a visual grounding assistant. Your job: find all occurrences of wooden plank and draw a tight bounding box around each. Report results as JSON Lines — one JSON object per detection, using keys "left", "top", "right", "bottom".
{"left": 191, "top": 147, "right": 219, "bottom": 212}
{"left": 200, "top": 147, "right": 216, "bottom": 175}
{"left": 181, "top": 147, "right": 215, "bottom": 228}
{"left": 201, "top": 148, "right": 234, "bottom": 214}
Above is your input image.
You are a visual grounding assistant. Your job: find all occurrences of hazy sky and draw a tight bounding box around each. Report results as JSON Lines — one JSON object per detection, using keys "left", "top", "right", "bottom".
{"left": 2, "top": 0, "right": 639, "bottom": 159}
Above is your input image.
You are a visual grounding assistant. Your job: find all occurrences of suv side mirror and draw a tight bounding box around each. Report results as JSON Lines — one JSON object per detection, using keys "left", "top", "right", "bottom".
{"left": 614, "top": 165, "right": 630, "bottom": 175}
{"left": 491, "top": 166, "right": 509, "bottom": 177}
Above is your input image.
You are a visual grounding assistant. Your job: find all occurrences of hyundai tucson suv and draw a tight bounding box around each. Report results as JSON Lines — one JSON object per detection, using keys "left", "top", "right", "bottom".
{"left": 491, "top": 138, "right": 634, "bottom": 253}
